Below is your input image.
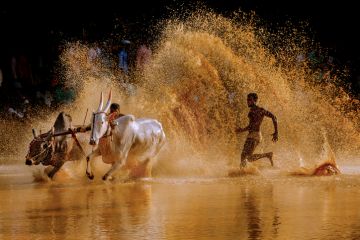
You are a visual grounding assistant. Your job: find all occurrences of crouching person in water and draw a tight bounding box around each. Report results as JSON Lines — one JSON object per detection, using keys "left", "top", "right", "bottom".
{"left": 79, "top": 103, "right": 125, "bottom": 132}
{"left": 235, "top": 93, "right": 278, "bottom": 168}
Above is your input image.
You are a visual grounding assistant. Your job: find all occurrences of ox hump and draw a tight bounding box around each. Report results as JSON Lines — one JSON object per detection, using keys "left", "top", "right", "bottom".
{"left": 116, "top": 114, "right": 135, "bottom": 126}
{"left": 118, "top": 114, "right": 135, "bottom": 122}
{"left": 127, "top": 115, "right": 135, "bottom": 122}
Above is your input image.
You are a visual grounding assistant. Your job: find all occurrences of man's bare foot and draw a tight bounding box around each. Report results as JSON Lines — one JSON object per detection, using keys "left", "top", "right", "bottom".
{"left": 268, "top": 152, "right": 273, "bottom": 166}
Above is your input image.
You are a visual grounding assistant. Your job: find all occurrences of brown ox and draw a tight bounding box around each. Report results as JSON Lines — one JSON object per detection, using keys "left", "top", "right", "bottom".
{"left": 25, "top": 112, "right": 88, "bottom": 178}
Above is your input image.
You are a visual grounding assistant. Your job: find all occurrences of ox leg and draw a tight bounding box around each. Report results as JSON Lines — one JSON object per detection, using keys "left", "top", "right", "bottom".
{"left": 103, "top": 160, "right": 125, "bottom": 181}
{"left": 86, "top": 148, "right": 101, "bottom": 180}
{"left": 47, "top": 160, "right": 65, "bottom": 179}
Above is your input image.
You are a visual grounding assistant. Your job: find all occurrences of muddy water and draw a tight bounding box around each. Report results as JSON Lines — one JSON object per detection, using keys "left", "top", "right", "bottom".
{"left": 1, "top": 165, "right": 360, "bottom": 240}
{"left": 1, "top": 9, "right": 360, "bottom": 240}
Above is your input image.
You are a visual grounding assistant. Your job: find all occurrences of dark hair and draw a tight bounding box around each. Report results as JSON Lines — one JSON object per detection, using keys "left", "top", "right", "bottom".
{"left": 247, "top": 93, "right": 258, "bottom": 101}
{"left": 110, "top": 103, "right": 120, "bottom": 112}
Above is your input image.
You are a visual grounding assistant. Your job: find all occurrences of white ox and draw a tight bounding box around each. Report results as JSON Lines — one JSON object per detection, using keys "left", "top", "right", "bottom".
{"left": 86, "top": 91, "right": 166, "bottom": 181}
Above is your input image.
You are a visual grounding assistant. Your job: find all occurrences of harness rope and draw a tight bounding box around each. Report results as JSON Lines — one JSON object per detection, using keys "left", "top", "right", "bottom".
{"left": 92, "top": 111, "right": 113, "bottom": 140}
{"left": 69, "top": 128, "right": 88, "bottom": 157}
{"left": 26, "top": 138, "right": 54, "bottom": 164}
{"left": 27, "top": 143, "right": 52, "bottom": 162}
{"left": 27, "top": 128, "right": 88, "bottom": 164}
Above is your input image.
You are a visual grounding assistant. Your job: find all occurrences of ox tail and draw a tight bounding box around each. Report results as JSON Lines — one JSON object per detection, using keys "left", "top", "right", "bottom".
{"left": 158, "top": 122, "right": 166, "bottom": 148}
{"left": 142, "top": 158, "right": 151, "bottom": 165}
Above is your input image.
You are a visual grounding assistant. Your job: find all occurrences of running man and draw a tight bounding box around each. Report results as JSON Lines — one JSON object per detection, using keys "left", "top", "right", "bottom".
{"left": 236, "top": 93, "right": 278, "bottom": 167}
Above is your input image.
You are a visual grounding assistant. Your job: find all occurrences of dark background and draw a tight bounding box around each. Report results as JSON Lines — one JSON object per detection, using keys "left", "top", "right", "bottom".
{"left": 1, "top": 1, "right": 358, "bottom": 54}
{"left": 0, "top": 0, "right": 359, "bottom": 96}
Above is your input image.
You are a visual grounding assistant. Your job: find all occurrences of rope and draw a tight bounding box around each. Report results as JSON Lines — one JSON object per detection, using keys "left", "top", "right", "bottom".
{"left": 69, "top": 128, "right": 88, "bottom": 157}
{"left": 26, "top": 141, "right": 53, "bottom": 163}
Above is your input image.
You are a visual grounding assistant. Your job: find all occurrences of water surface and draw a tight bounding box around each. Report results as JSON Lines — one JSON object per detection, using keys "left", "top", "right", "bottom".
{"left": 1, "top": 164, "right": 360, "bottom": 240}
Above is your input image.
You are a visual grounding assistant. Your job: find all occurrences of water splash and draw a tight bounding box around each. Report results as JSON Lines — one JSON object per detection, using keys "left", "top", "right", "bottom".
{"left": 136, "top": 11, "right": 360, "bottom": 174}
{"left": 1, "top": 9, "right": 359, "bottom": 178}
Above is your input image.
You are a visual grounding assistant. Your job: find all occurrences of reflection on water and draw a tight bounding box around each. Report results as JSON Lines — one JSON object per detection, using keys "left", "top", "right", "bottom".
{"left": 1, "top": 165, "right": 360, "bottom": 239}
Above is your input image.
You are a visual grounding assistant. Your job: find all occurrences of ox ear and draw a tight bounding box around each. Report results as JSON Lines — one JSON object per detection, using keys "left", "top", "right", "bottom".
{"left": 32, "top": 129, "right": 37, "bottom": 138}
{"left": 97, "top": 92, "right": 104, "bottom": 112}
{"left": 103, "top": 90, "right": 112, "bottom": 113}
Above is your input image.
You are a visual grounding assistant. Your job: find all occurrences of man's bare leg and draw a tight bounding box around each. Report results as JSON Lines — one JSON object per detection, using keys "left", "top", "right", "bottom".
{"left": 248, "top": 152, "right": 273, "bottom": 166}
{"left": 240, "top": 153, "right": 248, "bottom": 168}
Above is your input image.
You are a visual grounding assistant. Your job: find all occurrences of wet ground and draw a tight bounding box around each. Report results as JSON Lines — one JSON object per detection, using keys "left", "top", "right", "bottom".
{"left": 1, "top": 164, "right": 360, "bottom": 239}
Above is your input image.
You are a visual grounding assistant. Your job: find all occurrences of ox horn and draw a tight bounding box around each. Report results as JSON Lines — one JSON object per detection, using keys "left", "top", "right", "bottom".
{"left": 45, "top": 127, "right": 54, "bottom": 141}
{"left": 103, "top": 90, "right": 112, "bottom": 113}
{"left": 97, "top": 92, "right": 104, "bottom": 112}
{"left": 32, "top": 129, "right": 37, "bottom": 138}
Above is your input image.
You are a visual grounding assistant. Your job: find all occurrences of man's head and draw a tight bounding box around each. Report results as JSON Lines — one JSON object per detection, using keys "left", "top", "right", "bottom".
{"left": 247, "top": 93, "right": 258, "bottom": 107}
{"left": 110, "top": 103, "right": 120, "bottom": 113}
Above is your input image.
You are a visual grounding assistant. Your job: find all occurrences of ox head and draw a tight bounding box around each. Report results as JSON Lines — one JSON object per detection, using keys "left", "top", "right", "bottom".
{"left": 90, "top": 90, "right": 112, "bottom": 145}
{"left": 25, "top": 128, "right": 54, "bottom": 166}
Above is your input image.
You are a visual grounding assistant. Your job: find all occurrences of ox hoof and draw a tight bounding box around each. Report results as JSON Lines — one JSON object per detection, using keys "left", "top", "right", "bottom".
{"left": 86, "top": 172, "right": 94, "bottom": 180}
{"left": 102, "top": 175, "right": 113, "bottom": 181}
{"left": 47, "top": 169, "right": 56, "bottom": 179}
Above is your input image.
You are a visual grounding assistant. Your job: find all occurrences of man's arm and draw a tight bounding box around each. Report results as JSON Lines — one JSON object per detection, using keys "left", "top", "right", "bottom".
{"left": 264, "top": 110, "right": 278, "bottom": 142}
{"left": 235, "top": 125, "right": 249, "bottom": 133}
